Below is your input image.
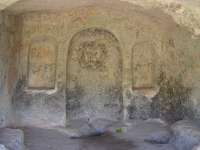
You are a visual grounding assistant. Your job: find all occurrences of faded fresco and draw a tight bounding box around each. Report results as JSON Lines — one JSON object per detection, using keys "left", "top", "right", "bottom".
{"left": 28, "top": 38, "right": 57, "bottom": 89}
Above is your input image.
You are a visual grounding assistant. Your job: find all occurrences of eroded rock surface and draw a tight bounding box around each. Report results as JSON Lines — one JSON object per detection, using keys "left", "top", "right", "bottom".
{"left": 0, "top": 128, "right": 25, "bottom": 150}
{"left": 117, "top": 119, "right": 172, "bottom": 145}
{"left": 193, "top": 144, "right": 200, "bottom": 150}
{"left": 171, "top": 120, "right": 200, "bottom": 150}
{"left": 0, "top": 145, "right": 8, "bottom": 150}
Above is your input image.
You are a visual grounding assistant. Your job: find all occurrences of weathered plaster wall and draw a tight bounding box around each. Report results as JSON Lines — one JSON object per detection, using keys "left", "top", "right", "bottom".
{"left": 13, "top": 4, "right": 200, "bottom": 127}
{"left": 0, "top": 11, "right": 19, "bottom": 127}
{"left": 6, "top": 0, "right": 200, "bottom": 37}
{"left": 120, "top": 0, "right": 200, "bottom": 36}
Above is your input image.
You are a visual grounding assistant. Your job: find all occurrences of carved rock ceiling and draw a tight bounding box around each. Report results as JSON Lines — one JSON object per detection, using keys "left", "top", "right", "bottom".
{"left": 1, "top": 0, "right": 200, "bottom": 36}
{"left": 0, "top": 0, "right": 20, "bottom": 10}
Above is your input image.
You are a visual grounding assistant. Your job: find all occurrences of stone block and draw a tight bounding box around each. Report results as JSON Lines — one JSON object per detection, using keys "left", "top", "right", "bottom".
{"left": 0, "top": 128, "right": 25, "bottom": 150}
{"left": 171, "top": 120, "right": 200, "bottom": 150}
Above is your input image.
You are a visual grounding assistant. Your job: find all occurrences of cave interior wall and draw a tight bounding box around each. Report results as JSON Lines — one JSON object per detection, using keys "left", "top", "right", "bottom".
{"left": 1, "top": 3, "right": 200, "bottom": 127}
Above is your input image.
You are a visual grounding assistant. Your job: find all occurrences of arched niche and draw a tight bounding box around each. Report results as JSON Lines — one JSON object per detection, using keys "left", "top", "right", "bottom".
{"left": 66, "top": 28, "right": 123, "bottom": 120}
{"left": 132, "top": 41, "right": 156, "bottom": 90}
{"left": 27, "top": 37, "right": 57, "bottom": 90}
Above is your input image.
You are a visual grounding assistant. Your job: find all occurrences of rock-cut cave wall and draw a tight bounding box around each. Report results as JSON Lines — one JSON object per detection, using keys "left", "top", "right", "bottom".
{"left": 10, "top": 4, "right": 200, "bottom": 127}
{"left": 0, "top": 11, "right": 20, "bottom": 127}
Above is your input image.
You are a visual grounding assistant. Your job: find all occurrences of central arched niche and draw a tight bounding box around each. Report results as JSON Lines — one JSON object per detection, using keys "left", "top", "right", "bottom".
{"left": 66, "top": 28, "right": 123, "bottom": 121}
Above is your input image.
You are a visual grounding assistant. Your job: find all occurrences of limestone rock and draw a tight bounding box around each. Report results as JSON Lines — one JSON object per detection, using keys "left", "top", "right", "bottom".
{"left": 117, "top": 120, "right": 172, "bottom": 144}
{"left": 193, "top": 144, "right": 200, "bottom": 150}
{"left": 0, "top": 128, "right": 25, "bottom": 150}
{"left": 121, "top": 0, "right": 200, "bottom": 36}
{"left": 171, "top": 120, "right": 200, "bottom": 150}
{"left": 0, "top": 145, "right": 8, "bottom": 150}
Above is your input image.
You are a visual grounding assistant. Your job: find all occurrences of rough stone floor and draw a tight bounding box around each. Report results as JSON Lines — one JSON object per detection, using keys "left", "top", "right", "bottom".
{"left": 24, "top": 127, "right": 135, "bottom": 150}
{"left": 22, "top": 119, "right": 178, "bottom": 150}
{"left": 1, "top": 119, "right": 197, "bottom": 150}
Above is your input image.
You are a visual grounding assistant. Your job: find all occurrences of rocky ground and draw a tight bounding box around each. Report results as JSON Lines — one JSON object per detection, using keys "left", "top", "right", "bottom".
{"left": 0, "top": 128, "right": 25, "bottom": 150}
{"left": 1, "top": 119, "right": 200, "bottom": 150}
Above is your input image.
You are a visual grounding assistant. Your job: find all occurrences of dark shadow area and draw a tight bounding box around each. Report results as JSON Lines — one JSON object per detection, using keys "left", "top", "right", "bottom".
{"left": 78, "top": 132, "right": 135, "bottom": 150}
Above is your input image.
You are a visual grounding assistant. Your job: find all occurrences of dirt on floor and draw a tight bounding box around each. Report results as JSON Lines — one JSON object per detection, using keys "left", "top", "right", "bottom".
{"left": 23, "top": 125, "right": 177, "bottom": 150}
{"left": 23, "top": 127, "right": 135, "bottom": 150}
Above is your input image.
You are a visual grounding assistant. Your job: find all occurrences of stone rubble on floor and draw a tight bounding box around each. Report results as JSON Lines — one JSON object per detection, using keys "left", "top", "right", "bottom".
{"left": 2, "top": 119, "right": 200, "bottom": 150}
{"left": 0, "top": 128, "right": 25, "bottom": 150}
{"left": 0, "top": 145, "right": 8, "bottom": 150}
{"left": 56, "top": 118, "right": 200, "bottom": 150}
{"left": 170, "top": 120, "right": 200, "bottom": 150}
{"left": 193, "top": 144, "right": 200, "bottom": 150}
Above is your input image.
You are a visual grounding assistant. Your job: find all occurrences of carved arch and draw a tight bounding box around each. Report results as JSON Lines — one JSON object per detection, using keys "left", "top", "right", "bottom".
{"left": 66, "top": 28, "right": 123, "bottom": 120}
